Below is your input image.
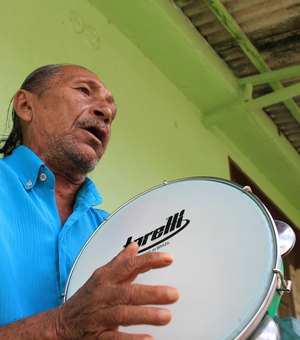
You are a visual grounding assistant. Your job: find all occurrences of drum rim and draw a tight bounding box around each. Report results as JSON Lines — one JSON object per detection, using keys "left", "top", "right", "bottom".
{"left": 64, "top": 176, "right": 281, "bottom": 338}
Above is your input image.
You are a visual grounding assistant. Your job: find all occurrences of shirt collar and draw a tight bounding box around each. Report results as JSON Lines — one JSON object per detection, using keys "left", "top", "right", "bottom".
{"left": 4, "top": 145, "right": 45, "bottom": 190}
{"left": 76, "top": 177, "right": 103, "bottom": 207}
{"left": 3, "top": 146, "right": 103, "bottom": 206}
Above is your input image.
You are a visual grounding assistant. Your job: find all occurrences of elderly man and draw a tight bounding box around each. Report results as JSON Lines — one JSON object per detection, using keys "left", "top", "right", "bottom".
{"left": 0, "top": 64, "right": 179, "bottom": 338}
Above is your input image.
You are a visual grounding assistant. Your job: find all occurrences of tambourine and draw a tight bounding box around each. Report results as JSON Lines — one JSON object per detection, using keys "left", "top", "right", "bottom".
{"left": 64, "top": 177, "right": 293, "bottom": 339}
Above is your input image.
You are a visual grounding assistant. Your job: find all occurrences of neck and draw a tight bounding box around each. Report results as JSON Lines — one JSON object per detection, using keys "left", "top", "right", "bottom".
{"left": 23, "top": 143, "right": 89, "bottom": 224}
{"left": 53, "top": 173, "right": 85, "bottom": 225}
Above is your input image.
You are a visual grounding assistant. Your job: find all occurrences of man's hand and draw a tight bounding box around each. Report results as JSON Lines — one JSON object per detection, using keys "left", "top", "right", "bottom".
{"left": 56, "top": 242, "right": 179, "bottom": 339}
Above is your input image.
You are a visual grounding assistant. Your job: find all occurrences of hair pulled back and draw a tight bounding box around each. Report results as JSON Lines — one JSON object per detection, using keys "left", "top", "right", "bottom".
{"left": 0, "top": 64, "right": 64, "bottom": 156}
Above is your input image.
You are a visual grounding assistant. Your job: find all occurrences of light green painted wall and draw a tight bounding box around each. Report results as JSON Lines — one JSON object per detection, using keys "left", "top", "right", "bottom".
{"left": 89, "top": 0, "right": 300, "bottom": 226}
{"left": 0, "top": 0, "right": 299, "bottom": 227}
{"left": 0, "top": 0, "right": 228, "bottom": 210}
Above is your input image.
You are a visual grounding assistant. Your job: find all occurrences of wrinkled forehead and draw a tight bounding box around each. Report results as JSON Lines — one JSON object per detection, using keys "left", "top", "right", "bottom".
{"left": 56, "top": 66, "right": 117, "bottom": 114}
{"left": 56, "top": 65, "right": 105, "bottom": 86}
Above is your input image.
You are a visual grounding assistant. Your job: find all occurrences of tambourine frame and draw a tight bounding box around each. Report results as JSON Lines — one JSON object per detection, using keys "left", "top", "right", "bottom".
{"left": 64, "top": 176, "right": 281, "bottom": 339}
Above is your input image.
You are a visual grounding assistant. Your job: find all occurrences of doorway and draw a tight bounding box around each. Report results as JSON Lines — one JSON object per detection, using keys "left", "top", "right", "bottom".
{"left": 229, "top": 158, "right": 299, "bottom": 318}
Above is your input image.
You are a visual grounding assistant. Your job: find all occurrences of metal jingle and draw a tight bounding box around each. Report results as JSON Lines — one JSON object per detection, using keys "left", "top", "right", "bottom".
{"left": 249, "top": 315, "right": 281, "bottom": 340}
{"left": 274, "top": 220, "right": 296, "bottom": 257}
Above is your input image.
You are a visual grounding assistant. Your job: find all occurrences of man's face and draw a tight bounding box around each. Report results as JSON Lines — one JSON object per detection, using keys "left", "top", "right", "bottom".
{"left": 23, "top": 66, "right": 117, "bottom": 179}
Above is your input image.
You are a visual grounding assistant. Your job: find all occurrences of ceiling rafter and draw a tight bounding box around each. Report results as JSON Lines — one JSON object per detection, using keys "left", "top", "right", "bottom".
{"left": 174, "top": 0, "right": 300, "bottom": 155}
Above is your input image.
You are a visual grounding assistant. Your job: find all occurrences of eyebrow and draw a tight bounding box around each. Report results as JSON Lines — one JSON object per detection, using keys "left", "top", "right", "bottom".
{"left": 73, "top": 77, "right": 103, "bottom": 88}
{"left": 73, "top": 77, "right": 116, "bottom": 106}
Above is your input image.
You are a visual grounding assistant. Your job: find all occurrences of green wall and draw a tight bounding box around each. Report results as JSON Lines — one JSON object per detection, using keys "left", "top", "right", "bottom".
{"left": 0, "top": 0, "right": 299, "bottom": 227}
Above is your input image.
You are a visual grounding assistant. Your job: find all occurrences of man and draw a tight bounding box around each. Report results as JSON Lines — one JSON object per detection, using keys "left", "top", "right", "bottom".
{"left": 0, "top": 64, "right": 179, "bottom": 338}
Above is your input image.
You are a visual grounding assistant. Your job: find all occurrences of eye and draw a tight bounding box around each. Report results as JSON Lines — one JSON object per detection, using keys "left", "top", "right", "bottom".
{"left": 78, "top": 87, "right": 90, "bottom": 95}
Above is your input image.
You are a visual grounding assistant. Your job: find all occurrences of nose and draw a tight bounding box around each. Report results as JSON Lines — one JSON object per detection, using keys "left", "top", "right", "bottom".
{"left": 92, "top": 92, "right": 116, "bottom": 124}
{"left": 93, "top": 110, "right": 110, "bottom": 124}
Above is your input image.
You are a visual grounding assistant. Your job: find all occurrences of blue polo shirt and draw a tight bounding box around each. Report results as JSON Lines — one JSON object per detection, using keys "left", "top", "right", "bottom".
{"left": 0, "top": 146, "right": 109, "bottom": 325}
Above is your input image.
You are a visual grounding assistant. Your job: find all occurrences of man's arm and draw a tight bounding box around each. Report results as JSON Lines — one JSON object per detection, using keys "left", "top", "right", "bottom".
{"left": 0, "top": 243, "right": 179, "bottom": 339}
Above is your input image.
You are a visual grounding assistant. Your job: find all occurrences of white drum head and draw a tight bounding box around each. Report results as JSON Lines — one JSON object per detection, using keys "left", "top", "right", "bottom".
{"left": 65, "top": 178, "right": 280, "bottom": 339}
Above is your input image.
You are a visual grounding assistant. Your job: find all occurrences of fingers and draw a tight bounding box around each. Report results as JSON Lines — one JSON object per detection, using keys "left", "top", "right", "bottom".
{"left": 102, "top": 330, "right": 153, "bottom": 340}
{"left": 107, "top": 284, "right": 179, "bottom": 306}
{"left": 116, "top": 242, "right": 140, "bottom": 258}
{"left": 95, "top": 242, "right": 140, "bottom": 280}
{"left": 103, "top": 305, "right": 172, "bottom": 328}
{"left": 58, "top": 243, "right": 179, "bottom": 338}
{"left": 117, "top": 253, "right": 173, "bottom": 284}
{"left": 104, "top": 243, "right": 174, "bottom": 284}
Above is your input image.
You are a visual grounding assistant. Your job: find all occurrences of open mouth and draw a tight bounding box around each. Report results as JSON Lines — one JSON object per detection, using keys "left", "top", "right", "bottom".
{"left": 77, "top": 119, "right": 109, "bottom": 147}
{"left": 86, "top": 127, "right": 102, "bottom": 140}
{"left": 83, "top": 126, "right": 106, "bottom": 144}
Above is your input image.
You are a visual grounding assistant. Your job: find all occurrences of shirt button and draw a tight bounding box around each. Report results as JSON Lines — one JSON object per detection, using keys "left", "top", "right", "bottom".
{"left": 26, "top": 180, "right": 33, "bottom": 187}
{"left": 39, "top": 173, "right": 47, "bottom": 181}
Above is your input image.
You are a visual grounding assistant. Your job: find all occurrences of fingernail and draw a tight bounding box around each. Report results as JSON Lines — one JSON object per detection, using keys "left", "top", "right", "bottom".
{"left": 167, "top": 287, "right": 179, "bottom": 301}
{"left": 162, "top": 253, "right": 173, "bottom": 263}
{"left": 128, "top": 242, "right": 139, "bottom": 249}
{"left": 158, "top": 309, "right": 172, "bottom": 323}
{"left": 125, "top": 242, "right": 139, "bottom": 253}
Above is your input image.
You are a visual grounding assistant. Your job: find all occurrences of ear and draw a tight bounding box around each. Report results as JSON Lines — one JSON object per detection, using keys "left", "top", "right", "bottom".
{"left": 13, "top": 90, "right": 35, "bottom": 122}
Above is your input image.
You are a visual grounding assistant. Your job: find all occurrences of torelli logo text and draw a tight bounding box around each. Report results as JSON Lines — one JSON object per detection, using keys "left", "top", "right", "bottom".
{"left": 123, "top": 209, "right": 190, "bottom": 253}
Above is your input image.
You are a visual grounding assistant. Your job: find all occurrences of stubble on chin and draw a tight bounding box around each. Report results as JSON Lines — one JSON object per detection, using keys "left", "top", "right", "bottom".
{"left": 41, "top": 136, "right": 100, "bottom": 182}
